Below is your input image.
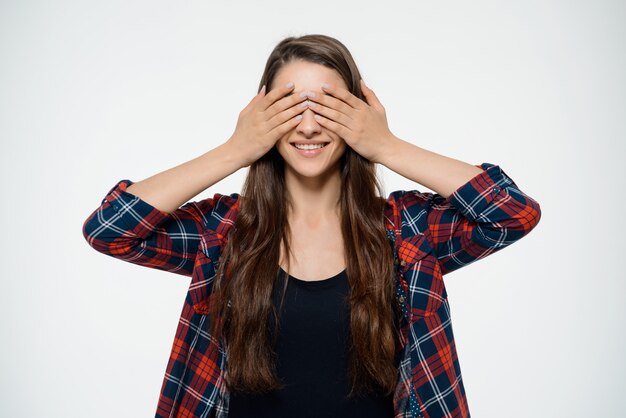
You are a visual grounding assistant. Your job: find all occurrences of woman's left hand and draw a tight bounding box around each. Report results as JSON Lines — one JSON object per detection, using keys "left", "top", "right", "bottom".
{"left": 306, "top": 79, "right": 397, "bottom": 163}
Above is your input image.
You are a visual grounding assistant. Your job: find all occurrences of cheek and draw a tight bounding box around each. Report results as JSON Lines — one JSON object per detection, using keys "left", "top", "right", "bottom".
{"left": 276, "top": 139, "right": 287, "bottom": 154}
{"left": 276, "top": 139, "right": 293, "bottom": 160}
{"left": 275, "top": 135, "right": 289, "bottom": 150}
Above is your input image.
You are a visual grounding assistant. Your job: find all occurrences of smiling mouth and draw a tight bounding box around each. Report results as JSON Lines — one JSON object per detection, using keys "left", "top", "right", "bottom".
{"left": 291, "top": 143, "right": 330, "bottom": 150}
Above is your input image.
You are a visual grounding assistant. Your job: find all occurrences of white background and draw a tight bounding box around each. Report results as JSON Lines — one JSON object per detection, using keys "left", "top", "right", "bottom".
{"left": 1, "top": 1, "right": 624, "bottom": 417}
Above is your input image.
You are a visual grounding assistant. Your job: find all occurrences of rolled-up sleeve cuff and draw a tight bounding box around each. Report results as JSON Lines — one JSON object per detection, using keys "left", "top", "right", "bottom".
{"left": 443, "top": 162, "right": 516, "bottom": 222}
{"left": 102, "top": 179, "right": 171, "bottom": 239}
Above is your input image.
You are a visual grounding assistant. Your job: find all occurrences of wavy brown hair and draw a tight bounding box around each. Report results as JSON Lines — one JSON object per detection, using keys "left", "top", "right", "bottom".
{"left": 208, "top": 34, "right": 401, "bottom": 398}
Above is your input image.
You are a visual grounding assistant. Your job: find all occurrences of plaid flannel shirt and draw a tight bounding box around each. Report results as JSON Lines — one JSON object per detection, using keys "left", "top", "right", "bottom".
{"left": 82, "top": 162, "right": 541, "bottom": 418}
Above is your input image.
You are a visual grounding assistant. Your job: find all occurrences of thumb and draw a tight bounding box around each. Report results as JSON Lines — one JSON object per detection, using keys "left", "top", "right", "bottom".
{"left": 254, "top": 85, "right": 266, "bottom": 101}
{"left": 245, "top": 85, "right": 266, "bottom": 111}
{"left": 360, "top": 79, "right": 381, "bottom": 108}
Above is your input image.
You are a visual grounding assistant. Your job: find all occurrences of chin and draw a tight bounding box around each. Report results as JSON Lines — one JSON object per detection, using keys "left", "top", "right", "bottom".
{"left": 291, "top": 165, "right": 332, "bottom": 177}
{"left": 277, "top": 138, "right": 346, "bottom": 174}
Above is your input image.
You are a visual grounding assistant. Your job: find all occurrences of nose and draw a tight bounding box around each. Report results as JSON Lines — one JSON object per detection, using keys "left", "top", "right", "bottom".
{"left": 296, "top": 106, "right": 322, "bottom": 136}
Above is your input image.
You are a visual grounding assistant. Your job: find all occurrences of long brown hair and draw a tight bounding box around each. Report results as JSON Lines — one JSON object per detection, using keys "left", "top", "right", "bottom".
{"left": 208, "top": 34, "right": 400, "bottom": 398}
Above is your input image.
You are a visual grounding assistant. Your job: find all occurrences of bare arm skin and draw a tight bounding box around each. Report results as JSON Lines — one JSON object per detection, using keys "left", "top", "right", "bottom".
{"left": 124, "top": 142, "right": 243, "bottom": 214}
{"left": 124, "top": 82, "right": 308, "bottom": 214}
{"left": 377, "top": 135, "right": 485, "bottom": 199}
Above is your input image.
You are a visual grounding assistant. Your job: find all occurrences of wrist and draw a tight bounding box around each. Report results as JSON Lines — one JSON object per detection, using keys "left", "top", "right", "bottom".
{"left": 222, "top": 137, "right": 250, "bottom": 170}
{"left": 217, "top": 140, "right": 246, "bottom": 171}
{"left": 374, "top": 134, "right": 403, "bottom": 166}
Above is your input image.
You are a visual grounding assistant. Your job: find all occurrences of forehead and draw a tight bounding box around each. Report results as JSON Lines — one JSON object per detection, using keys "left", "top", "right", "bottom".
{"left": 273, "top": 60, "right": 347, "bottom": 91}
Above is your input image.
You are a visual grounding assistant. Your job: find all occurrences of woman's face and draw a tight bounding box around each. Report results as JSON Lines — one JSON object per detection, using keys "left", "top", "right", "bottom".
{"left": 271, "top": 60, "right": 348, "bottom": 179}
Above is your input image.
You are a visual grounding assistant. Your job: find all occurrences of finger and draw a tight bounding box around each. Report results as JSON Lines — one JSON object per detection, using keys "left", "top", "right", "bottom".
{"left": 319, "top": 82, "right": 365, "bottom": 110}
{"left": 312, "top": 113, "right": 351, "bottom": 140}
{"left": 359, "top": 79, "right": 383, "bottom": 110}
{"left": 265, "top": 87, "right": 308, "bottom": 120}
{"left": 306, "top": 91, "right": 354, "bottom": 121}
{"left": 269, "top": 111, "right": 304, "bottom": 140}
{"left": 261, "top": 82, "right": 297, "bottom": 111}
{"left": 242, "top": 85, "right": 266, "bottom": 112}
{"left": 306, "top": 101, "right": 353, "bottom": 128}
{"left": 267, "top": 96, "right": 308, "bottom": 131}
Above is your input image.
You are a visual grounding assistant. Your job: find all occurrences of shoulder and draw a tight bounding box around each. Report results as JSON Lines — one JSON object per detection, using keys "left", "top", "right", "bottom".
{"left": 385, "top": 189, "right": 441, "bottom": 209}
{"left": 203, "top": 192, "right": 241, "bottom": 236}
{"left": 211, "top": 192, "right": 240, "bottom": 212}
{"left": 384, "top": 189, "right": 432, "bottom": 217}
{"left": 384, "top": 189, "right": 436, "bottom": 239}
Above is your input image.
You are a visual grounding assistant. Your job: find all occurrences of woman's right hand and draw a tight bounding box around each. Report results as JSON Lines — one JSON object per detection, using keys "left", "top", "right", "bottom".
{"left": 227, "top": 82, "right": 309, "bottom": 168}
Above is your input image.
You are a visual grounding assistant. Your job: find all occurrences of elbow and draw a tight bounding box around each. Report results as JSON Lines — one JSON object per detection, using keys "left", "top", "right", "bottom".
{"left": 82, "top": 216, "right": 111, "bottom": 255}
{"left": 525, "top": 197, "right": 542, "bottom": 233}
{"left": 505, "top": 189, "right": 542, "bottom": 235}
{"left": 82, "top": 212, "right": 98, "bottom": 248}
{"left": 81, "top": 210, "right": 136, "bottom": 256}
{"left": 478, "top": 198, "right": 542, "bottom": 247}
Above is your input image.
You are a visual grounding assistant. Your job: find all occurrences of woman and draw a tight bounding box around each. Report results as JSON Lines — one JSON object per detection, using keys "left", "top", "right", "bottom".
{"left": 83, "top": 34, "right": 541, "bottom": 418}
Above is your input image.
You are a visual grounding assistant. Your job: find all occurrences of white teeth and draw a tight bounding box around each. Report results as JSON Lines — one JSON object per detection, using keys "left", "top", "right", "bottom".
{"left": 294, "top": 143, "right": 326, "bottom": 150}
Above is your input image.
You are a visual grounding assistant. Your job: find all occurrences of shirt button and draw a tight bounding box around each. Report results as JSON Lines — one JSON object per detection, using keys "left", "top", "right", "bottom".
{"left": 400, "top": 260, "right": 406, "bottom": 266}
{"left": 398, "top": 295, "right": 406, "bottom": 303}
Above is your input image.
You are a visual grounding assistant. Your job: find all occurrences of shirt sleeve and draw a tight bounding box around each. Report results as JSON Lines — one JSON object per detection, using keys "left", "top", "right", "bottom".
{"left": 82, "top": 179, "right": 221, "bottom": 277}
{"left": 390, "top": 162, "right": 542, "bottom": 276}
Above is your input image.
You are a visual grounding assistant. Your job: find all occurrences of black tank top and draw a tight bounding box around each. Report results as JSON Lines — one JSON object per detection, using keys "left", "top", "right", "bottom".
{"left": 228, "top": 266, "right": 396, "bottom": 418}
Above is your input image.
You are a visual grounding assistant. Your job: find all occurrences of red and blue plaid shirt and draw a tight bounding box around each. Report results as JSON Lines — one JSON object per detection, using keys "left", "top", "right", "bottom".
{"left": 82, "top": 162, "right": 541, "bottom": 418}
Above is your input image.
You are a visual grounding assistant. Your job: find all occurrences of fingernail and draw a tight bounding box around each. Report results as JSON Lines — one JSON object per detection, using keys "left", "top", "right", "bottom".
{"left": 286, "top": 82, "right": 294, "bottom": 88}
{"left": 321, "top": 83, "right": 330, "bottom": 89}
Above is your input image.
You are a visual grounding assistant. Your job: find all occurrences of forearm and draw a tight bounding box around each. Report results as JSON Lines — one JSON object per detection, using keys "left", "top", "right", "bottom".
{"left": 125, "top": 141, "right": 243, "bottom": 214}
{"left": 377, "top": 135, "right": 484, "bottom": 199}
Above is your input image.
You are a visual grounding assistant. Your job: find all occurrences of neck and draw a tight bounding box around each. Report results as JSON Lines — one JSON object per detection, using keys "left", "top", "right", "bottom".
{"left": 284, "top": 165, "right": 342, "bottom": 222}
